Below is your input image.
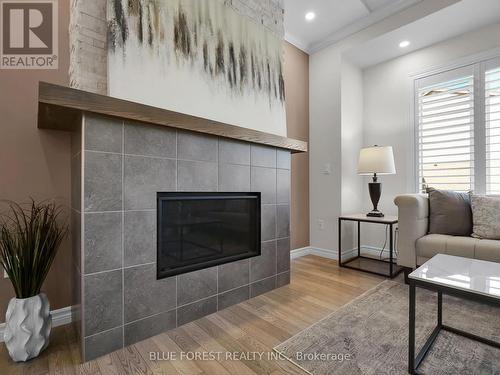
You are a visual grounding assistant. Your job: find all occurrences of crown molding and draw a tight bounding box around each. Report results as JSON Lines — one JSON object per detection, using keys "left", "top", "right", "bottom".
{"left": 309, "top": 0, "right": 422, "bottom": 54}
{"left": 284, "top": 32, "right": 310, "bottom": 54}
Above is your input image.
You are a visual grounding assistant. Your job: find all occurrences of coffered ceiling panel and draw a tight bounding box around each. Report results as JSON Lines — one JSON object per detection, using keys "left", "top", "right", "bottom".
{"left": 284, "top": 0, "right": 421, "bottom": 53}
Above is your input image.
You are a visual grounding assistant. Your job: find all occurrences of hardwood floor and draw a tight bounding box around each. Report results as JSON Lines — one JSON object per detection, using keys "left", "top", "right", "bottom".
{"left": 0, "top": 255, "right": 384, "bottom": 375}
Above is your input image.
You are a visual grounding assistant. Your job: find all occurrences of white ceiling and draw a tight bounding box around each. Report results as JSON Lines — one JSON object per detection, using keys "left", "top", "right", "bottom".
{"left": 283, "top": 0, "right": 422, "bottom": 53}
{"left": 344, "top": 0, "right": 500, "bottom": 68}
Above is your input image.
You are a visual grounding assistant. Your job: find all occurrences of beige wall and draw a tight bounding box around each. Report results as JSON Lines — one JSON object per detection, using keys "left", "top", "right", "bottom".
{"left": 284, "top": 42, "right": 310, "bottom": 250}
{"left": 0, "top": 1, "right": 72, "bottom": 322}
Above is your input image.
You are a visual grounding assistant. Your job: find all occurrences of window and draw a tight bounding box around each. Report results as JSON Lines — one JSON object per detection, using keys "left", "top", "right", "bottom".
{"left": 415, "top": 57, "right": 500, "bottom": 194}
{"left": 486, "top": 65, "right": 500, "bottom": 194}
{"left": 417, "top": 72, "right": 474, "bottom": 192}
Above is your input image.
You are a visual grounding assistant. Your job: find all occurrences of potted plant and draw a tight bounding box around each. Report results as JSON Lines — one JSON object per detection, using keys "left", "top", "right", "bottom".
{"left": 0, "top": 200, "right": 67, "bottom": 362}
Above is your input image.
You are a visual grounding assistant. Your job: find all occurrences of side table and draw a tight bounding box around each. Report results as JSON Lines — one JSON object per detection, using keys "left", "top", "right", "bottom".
{"left": 338, "top": 214, "right": 404, "bottom": 278}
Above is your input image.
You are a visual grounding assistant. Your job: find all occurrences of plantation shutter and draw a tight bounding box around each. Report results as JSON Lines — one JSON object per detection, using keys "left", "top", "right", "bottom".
{"left": 416, "top": 68, "right": 475, "bottom": 192}
{"left": 486, "top": 63, "right": 500, "bottom": 195}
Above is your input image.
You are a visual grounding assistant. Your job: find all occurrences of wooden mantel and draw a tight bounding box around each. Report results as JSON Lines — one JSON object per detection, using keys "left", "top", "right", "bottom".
{"left": 37, "top": 82, "right": 307, "bottom": 153}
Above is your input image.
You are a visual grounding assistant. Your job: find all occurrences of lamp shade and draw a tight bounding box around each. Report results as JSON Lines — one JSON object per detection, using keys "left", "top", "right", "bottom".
{"left": 357, "top": 146, "right": 396, "bottom": 175}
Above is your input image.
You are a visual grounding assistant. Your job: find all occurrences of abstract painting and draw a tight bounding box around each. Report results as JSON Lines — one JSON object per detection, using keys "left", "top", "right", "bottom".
{"left": 107, "top": 0, "right": 286, "bottom": 136}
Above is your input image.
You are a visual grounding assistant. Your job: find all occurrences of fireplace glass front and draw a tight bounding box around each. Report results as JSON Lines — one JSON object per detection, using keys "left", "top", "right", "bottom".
{"left": 157, "top": 192, "right": 261, "bottom": 278}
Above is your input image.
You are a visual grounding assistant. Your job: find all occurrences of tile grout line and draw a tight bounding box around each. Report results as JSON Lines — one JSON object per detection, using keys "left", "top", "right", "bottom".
{"left": 219, "top": 281, "right": 251, "bottom": 296}
{"left": 84, "top": 209, "right": 162, "bottom": 214}
{"left": 177, "top": 293, "right": 219, "bottom": 309}
{"left": 83, "top": 261, "right": 156, "bottom": 277}
{"left": 248, "top": 258, "right": 252, "bottom": 296}
{"left": 86, "top": 208, "right": 156, "bottom": 213}
{"left": 80, "top": 114, "right": 86, "bottom": 360}
{"left": 84, "top": 325, "right": 123, "bottom": 340}
{"left": 175, "top": 129, "right": 178, "bottom": 192}
{"left": 249, "top": 144, "right": 254, "bottom": 293}
{"left": 216, "top": 136, "right": 219, "bottom": 312}
{"left": 175, "top": 129, "right": 178, "bottom": 329}
{"left": 123, "top": 308, "right": 177, "bottom": 327}
{"left": 274, "top": 149, "right": 278, "bottom": 287}
{"left": 175, "top": 275, "right": 178, "bottom": 329}
{"left": 275, "top": 155, "right": 278, "bottom": 278}
{"left": 84, "top": 148, "right": 232, "bottom": 166}
{"left": 121, "top": 120, "right": 125, "bottom": 347}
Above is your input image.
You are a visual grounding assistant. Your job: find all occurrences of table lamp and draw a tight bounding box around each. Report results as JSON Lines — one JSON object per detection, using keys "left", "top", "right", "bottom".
{"left": 358, "top": 145, "right": 396, "bottom": 217}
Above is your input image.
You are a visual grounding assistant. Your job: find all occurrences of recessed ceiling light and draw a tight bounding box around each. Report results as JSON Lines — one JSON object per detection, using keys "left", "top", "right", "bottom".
{"left": 399, "top": 40, "right": 410, "bottom": 48}
{"left": 305, "top": 12, "right": 316, "bottom": 21}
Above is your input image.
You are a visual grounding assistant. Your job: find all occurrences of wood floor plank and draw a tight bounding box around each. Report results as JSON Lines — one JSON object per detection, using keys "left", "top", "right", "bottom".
{"left": 230, "top": 305, "right": 290, "bottom": 342}
{"left": 168, "top": 327, "right": 232, "bottom": 375}
{"left": 23, "top": 353, "right": 50, "bottom": 375}
{"left": 63, "top": 326, "right": 85, "bottom": 374}
{"left": 250, "top": 295, "right": 314, "bottom": 327}
{"left": 182, "top": 322, "right": 257, "bottom": 375}
{"left": 95, "top": 352, "right": 127, "bottom": 375}
{"left": 111, "top": 346, "right": 154, "bottom": 375}
{"left": 48, "top": 350, "right": 76, "bottom": 375}
{"left": 151, "top": 333, "right": 204, "bottom": 375}
{"left": 78, "top": 361, "right": 102, "bottom": 375}
{"left": 0, "top": 255, "right": 383, "bottom": 375}
{"left": 239, "top": 299, "right": 303, "bottom": 335}
{"left": 205, "top": 314, "right": 246, "bottom": 341}
{"left": 0, "top": 344, "right": 23, "bottom": 375}
{"left": 134, "top": 335, "right": 180, "bottom": 375}
{"left": 217, "top": 307, "right": 282, "bottom": 348}
{"left": 195, "top": 317, "right": 274, "bottom": 375}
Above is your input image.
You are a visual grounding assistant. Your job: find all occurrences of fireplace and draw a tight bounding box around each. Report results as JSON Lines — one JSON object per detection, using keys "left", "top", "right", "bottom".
{"left": 61, "top": 107, "right": 295, "bottom": 361}
{"left": 157, "top": 192, "right": 261, "bottom": 278}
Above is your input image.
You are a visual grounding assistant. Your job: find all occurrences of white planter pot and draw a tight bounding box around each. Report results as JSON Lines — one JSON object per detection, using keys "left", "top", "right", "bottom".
{"left": 4, "top": 293, "right": 52, "bottom": 362}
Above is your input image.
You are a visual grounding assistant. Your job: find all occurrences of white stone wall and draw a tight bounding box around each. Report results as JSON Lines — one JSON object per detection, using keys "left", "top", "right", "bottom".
{"left": 69, "top": 0, "right": 284, "bottom": 95}
{"left": 224, "top": 0, "right": 284, "bottom": 36}
{"left": 69, "top": 0, "right": 108, "bottom": 94}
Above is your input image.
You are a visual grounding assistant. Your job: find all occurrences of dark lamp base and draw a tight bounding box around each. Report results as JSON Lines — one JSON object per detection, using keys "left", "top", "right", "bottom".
{"left": 367, "top": 210, "right": 384, "bottom": 218}
{"left": 367, "top": 174, "right": 384, "bottom": 218}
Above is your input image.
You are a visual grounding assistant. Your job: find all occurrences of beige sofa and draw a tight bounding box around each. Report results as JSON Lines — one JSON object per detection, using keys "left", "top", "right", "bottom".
{"left": 394, "top": 194, "right": 500, "bottom": 269}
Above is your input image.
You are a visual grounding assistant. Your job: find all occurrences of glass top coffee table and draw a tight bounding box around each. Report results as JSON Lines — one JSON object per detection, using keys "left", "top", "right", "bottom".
{"left": 407, "top": 254, "right": 500, "bottom": 374}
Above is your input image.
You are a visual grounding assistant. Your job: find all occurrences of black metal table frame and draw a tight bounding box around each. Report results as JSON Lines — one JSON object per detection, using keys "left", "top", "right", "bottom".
{"left": 408, "top": 278, "right": 500, "bottom": 374}
{"left": 338, "top": 217, "right": 403, "bottom": 278}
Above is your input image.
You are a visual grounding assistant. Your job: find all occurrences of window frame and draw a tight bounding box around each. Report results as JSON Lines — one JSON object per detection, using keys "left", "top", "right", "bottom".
{"left": 484, "top": 57, "right": 500, "bottom": 195}
{"left": 412, "top": 50, "right": 500, "bottom": 194}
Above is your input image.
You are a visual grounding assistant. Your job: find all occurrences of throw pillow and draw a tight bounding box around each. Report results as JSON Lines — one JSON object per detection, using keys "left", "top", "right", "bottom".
{"left": 471, "top": 195, "right": 500, "bottom": 240}
{"left": 427, "top": 188, "right": 472, "bottom": 236}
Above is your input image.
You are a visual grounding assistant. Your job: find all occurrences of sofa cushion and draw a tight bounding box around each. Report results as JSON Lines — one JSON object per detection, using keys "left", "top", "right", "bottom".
{"left": 427, "top": 188, "right": 472, "bottom": 236}
{"left": 444, "top": 236, "right": 477, "bottom": 258}
{"left": 416, "top": 234, "right": 475, "bottom": 259}
{"left": 416, "top": 234, "right": 500, "bottom": 263}
{"left": 471, "top": 195, "right": 500, "bottom": 240}
{"left": 475, "top": 240, "right": 500, "bottom": 262}
{"left": 416, "top": 234, "right": 447, "bottom": 259}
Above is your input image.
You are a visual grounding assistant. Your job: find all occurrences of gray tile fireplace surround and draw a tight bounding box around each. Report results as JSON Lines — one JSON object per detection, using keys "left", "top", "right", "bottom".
{"left": 70, "top": 114, "right": 291, "bottom": 361}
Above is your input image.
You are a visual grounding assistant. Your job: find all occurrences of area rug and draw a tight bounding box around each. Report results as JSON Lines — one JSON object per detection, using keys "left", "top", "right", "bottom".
{"left": 274, "top": 280, "right": 500, "bottom": 374}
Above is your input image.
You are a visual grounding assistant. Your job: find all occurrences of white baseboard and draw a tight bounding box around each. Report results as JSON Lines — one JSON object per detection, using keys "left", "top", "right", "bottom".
{"left": 290, "top": 246, "right": 312, "bottom": 259}
{"left": 0, "top": 305, "right": 73, "bottom": 343}
{"left": 291, "top": 245, "right": 394, "bottom": 261}
{"left": 291, "top": 246, "right": 337, "bottom": 259}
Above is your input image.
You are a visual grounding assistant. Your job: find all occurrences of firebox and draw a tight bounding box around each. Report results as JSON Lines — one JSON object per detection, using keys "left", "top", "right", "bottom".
{"left": 157, "top": 192, "right": 261, "bottom": 278}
